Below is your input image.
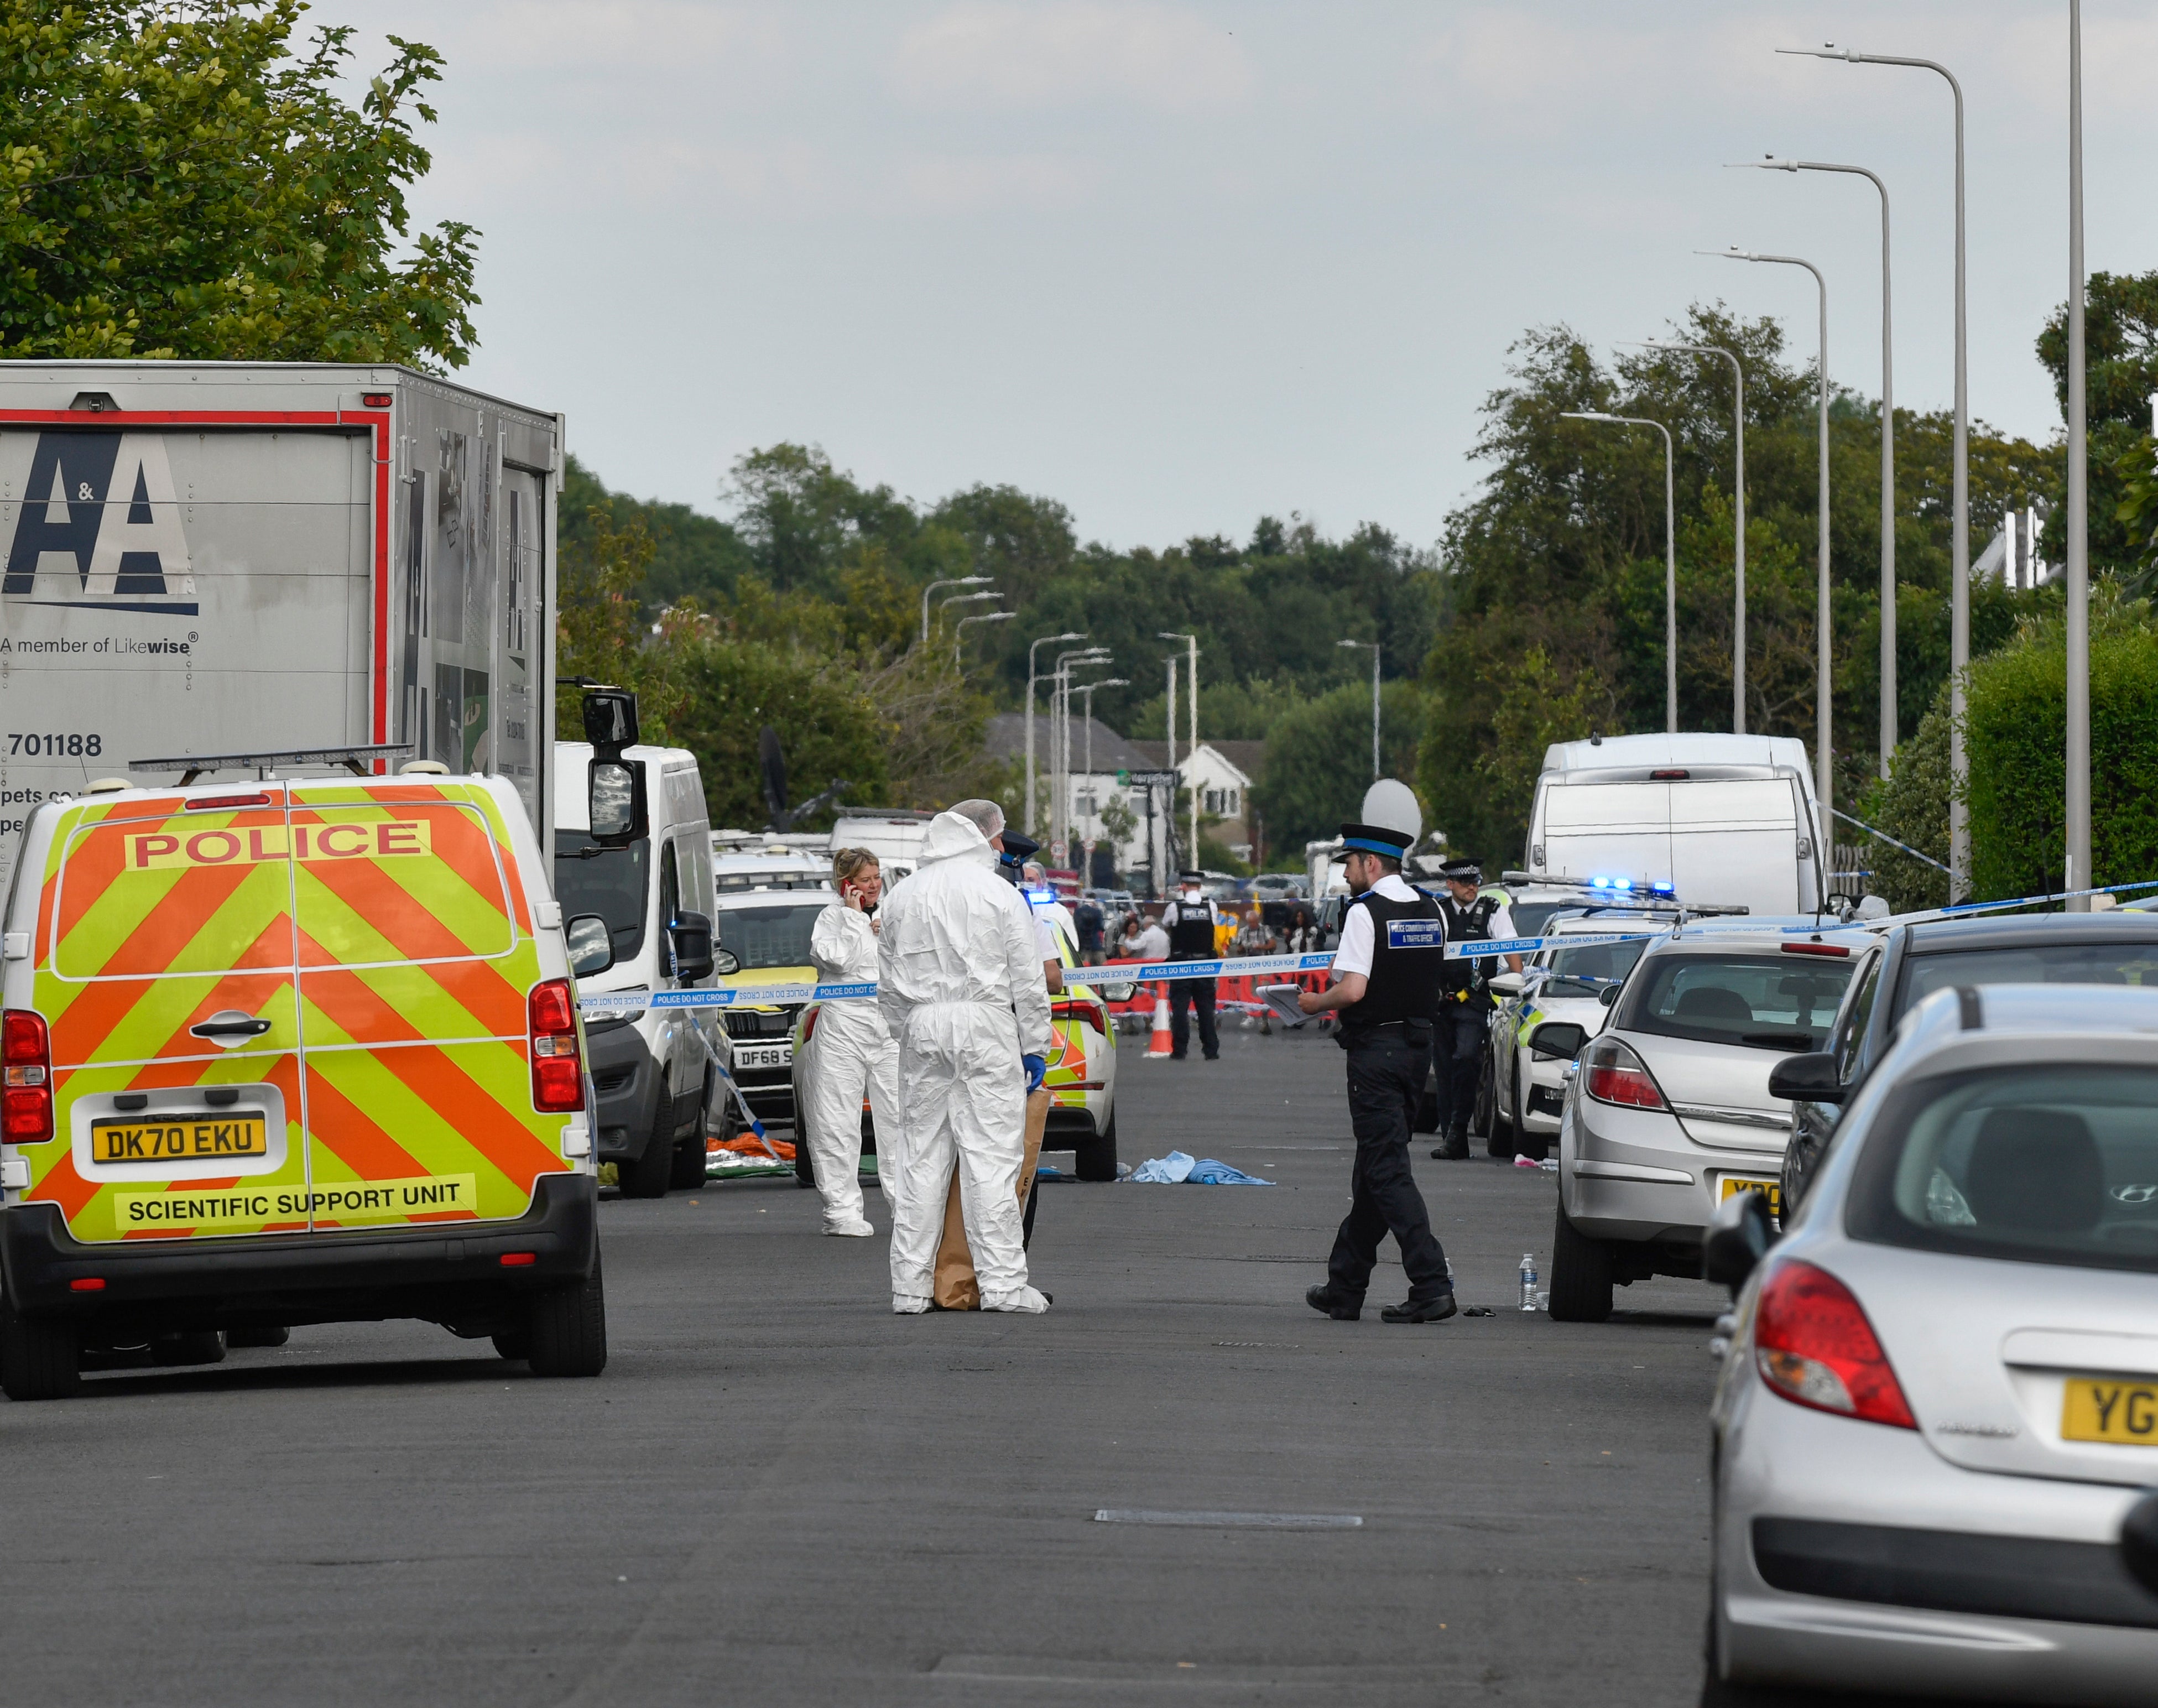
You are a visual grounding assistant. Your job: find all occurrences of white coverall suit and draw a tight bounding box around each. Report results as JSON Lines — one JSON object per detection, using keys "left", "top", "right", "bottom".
{"left": 877, "top": 811, "right": 1054, "bottom": 1313}
{"left": 805, "top": 904, "right": 901, "bottom": 1236}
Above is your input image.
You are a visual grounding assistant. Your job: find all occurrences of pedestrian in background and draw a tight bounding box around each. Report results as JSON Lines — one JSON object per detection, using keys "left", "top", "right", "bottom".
{"left": 1075, "top": 893, "right": 1106, "bottom": 965}
{"left": 1430, "top": 858, "right": 1523, "bottom": 1160}
{"left": 1159, "top": 869, "right": 1224, "bottom": 1061}
{"left": 1129, "top": 909, "right": 1169, "bottom": 964}
{"left": 804, "top": 849, "right": 901, "bottom": 1237}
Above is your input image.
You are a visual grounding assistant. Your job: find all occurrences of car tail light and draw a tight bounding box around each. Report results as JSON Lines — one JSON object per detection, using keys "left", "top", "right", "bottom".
{"left": 2, "top": 1009, "right": 53, "bottom": 1142}
{"left": 528, "top": 978, "right": 583, "bottom": 1112}
{"left": 1581, "top": 1037, "right": 1666, "bottom": 1111}
{"left": 1052, "top": 998, "right": 1107, "bottom": 1033}
{"left": 1754, "top": 1259, "right": 1916, "bottom": 1430}
{"left": 1781, "top": 941, "right": 1851, "bottom": 958}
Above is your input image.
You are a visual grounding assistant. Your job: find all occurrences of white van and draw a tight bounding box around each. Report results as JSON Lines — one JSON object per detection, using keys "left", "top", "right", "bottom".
{"left": 827, "top": 809, "right": 936, "bottom": 884}
{"left": 1525, "top": 734, "right": 1824, "bottom": 917}
{"left": 555, "top": 741, "right": 718, "bottom": 1198}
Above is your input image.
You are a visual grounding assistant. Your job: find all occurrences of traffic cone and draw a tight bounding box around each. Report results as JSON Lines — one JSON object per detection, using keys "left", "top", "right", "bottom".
{"left": 1146, "top": 985, "right": 1174, "bottom": 1059}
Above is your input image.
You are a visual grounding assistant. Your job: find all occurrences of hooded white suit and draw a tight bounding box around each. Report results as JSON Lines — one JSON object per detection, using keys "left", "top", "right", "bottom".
{"left": 877, "top": 811, "right": 1053, "bottom": 1311}
{"left": 804, "top": 903, "right": 900, "bottom": 1235}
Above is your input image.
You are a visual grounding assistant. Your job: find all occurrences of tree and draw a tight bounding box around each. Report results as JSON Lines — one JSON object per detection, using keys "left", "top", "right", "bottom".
{"left": 2036, "top": 270, "right": 2158, "bottom": 573}
{"left": 555, "top": 500, "right": 690, "bottom": 744}
{"left": 1, "top": 0, "right": 478, "bottom": 367}
{"left": 1256, "top": 680, "right": 1426, "bottom": 854}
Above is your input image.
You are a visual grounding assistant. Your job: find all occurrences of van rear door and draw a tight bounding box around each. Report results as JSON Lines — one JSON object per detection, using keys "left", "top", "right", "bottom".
{"left": 29, "top": 791, "right": 309, "bottom": 1244}
{"left": 1539, "top": 783, "right": 1673, "bottom": 884}
{"left": 1665, "top": 779, "right": 1801, "bottom": 913}
{"left": 289, "top": 779, "right": 566, "bottom": 1232}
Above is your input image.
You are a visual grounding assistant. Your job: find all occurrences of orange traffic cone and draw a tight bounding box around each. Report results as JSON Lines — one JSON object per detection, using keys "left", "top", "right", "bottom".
{"left": 1146, "top": 984, "right": 1174, "bottom": 1059}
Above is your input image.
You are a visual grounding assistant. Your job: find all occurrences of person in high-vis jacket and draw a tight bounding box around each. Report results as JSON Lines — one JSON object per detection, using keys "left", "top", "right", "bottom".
{"left": 804, "top": 848, "right": 901, "bottom": 1237}
{"left": 1159, "top": 870, "right": 1225, "bottom": 1060}
{"left": 877, "top": 800, "right": 1054, "bottom": 1315}
{"left": 1297, "top": 822, "right": 1458, "bottom": 1324}
{"left": 1431, "top": 857, "right": 1523, "bottom": 1159}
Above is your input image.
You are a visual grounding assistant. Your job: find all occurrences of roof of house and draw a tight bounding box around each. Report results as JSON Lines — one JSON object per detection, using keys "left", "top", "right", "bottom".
{"left": 982, "top": 712, "right": 1157, "bottom": 777}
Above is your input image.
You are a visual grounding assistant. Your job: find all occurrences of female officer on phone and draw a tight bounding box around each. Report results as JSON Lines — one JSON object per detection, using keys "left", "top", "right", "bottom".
{"left": 804, "top": 849, "right": 901, "bottom": 1237}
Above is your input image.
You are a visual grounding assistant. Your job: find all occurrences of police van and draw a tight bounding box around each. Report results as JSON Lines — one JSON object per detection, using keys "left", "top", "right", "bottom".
{"left": 0, "top": 751, "right": 610, "bottom": 1400}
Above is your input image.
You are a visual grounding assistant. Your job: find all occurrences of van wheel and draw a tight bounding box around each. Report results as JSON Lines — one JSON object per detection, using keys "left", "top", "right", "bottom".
{"left": 619, "top": 1095, "right": 674, "bottom": 1199}
{"left": 226, "top": 1325, "right": 289, "bottom": 1348}
{"left": 151, "top": 1330, "right": 226, "bottom": 1366}
{"left": 0, "top": 1298, "right": 80, "bottom": 1400}
{"left": 669, "top": 1134, "right": 708, "bottom": 1191}
{"left": 793, "top": 1107, "right": 817, "bottom": 1188}
{"left": 1074, "top": 1110, "right": 1118, "bottom": 1181}
{"left": 1547, "top": 1204, "right": 1615, "bottom": 1323}
{"left": 527, "top": 1254, "right": 607, "bottom": 1378}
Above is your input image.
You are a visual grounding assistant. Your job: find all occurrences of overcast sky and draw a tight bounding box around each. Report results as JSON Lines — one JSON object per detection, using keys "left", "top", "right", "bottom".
{"left": 338, "top": 1, "right": 2157, "bottom": 554}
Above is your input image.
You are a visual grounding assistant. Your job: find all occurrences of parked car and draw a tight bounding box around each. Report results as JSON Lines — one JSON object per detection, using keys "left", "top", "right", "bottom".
{"left": 1703, "top": 984, "right": 2158, "bottom": 1703}
{"left": 1780, "top": 914, "right": 2158, "bottom": 1219}
{"left": 1550, "top": 928, "right": 1864, "bottom": 1321}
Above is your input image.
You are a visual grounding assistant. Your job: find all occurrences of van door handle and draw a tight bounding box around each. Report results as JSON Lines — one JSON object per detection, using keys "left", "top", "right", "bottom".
{"left": 190, "top": 1013, "right": 272, "bottom": 1038}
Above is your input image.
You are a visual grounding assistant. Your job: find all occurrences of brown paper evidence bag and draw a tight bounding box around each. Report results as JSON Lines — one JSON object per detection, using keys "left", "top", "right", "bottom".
{"left": 932, "top": 1086, "right": 1052, "bottom": 1311}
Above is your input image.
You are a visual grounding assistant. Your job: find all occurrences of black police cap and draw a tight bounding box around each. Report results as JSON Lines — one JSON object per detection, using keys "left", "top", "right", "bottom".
{"left": 1338, "top": 822, "right": 1414, "bottom": 858}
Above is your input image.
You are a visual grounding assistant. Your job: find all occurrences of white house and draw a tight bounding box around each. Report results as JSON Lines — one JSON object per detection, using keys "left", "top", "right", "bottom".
{"left": 981, "top": 712, "right": 1171, "bottom": 888}
{"left": 1129, "top": 740, "right": 1265, "bottom": 867}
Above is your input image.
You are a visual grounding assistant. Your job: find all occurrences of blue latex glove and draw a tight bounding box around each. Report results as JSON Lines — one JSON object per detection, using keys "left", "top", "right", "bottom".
{"left": 1021, "top": 1054, "right": 1047, "bottom": 1091}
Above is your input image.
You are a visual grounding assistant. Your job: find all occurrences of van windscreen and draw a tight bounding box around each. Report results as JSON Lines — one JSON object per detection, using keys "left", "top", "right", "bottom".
{"left": 555, "top": 835, "right": 648, "bottom": 962}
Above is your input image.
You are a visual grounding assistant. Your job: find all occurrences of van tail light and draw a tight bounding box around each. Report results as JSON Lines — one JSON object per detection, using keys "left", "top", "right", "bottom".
{"left": 1754, "top": 1259, "right": 1916, "bottom": 1430}
{"left": 1580, "top": 1037, "right": 1666, "bottom": 1111}
{"left": 1051, "top": 998, "right": 1107, "bottom": 1033}
{"left": 2, "top": 1009, "right": 54, "bottom": 1142}
{"left": 528, "top": 978, "right": 584, "bottom": 1112}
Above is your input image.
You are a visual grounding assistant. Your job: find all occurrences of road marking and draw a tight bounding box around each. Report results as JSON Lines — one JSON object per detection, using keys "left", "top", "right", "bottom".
{"left": 1093, "top": 1509, "right": 1362, "bottom": 1529}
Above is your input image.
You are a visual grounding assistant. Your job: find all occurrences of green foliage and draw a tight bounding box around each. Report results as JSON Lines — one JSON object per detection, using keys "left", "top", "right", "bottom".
{"left": 1448, "top": 646, "right": 1609, "bottom": 867}
{"left": 2036, "top": 271, "right": 2158, "bottom": 574}
{"left": 1, "top": 0, "right": 477, "bottom": 367}
{"left": 1257, "top": 680, "right": 1425, "bottom": 855}
{"left": 554, "top": 502, "right": 687, "bottom": 742}
{"left": 1853, "top": 689, "right": 1952, "bottom": 914}
{"left": 559, "top": 453, "right": 754, "bottom": 610}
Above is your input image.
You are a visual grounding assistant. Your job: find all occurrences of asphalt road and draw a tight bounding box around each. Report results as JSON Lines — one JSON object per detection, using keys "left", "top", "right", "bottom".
{"left": 1, "top": 1019, "right": 1737, "bottom": 1708}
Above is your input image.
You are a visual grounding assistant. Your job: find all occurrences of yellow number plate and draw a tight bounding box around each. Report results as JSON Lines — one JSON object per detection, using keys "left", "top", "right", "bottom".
{"left": 2061, "top": 1378, "right": 2158, "bottom": 1445}
{"left": 91, "top": 1115, "right": 268, "bottom": 1164}
{"left": 1719, "top": 1175, "right": 1783, "bottom": 1220}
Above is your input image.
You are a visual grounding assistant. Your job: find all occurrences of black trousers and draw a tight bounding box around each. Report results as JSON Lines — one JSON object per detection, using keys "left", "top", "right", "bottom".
{"left": 1327, "top": 1031, "right": 1451, "bottom": 1300}
{"left": 1169, "top": 976, "right": 1218, "bottom": 1059}
{"left": 1434, "top": 1003, "right": 1488, "bottom": 1134}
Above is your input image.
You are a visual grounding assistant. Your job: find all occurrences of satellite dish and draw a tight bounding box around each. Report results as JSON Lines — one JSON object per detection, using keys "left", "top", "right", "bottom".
{"left": 1361, "top": 779, "right": 1422, "bottom": 841}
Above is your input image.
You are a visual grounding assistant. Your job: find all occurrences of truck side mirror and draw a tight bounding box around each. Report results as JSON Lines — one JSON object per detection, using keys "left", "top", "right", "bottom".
{"left": 668, "top": 912, "right": 715, "bottom": 982}
{"left": 588, "top": 759, "right": 645, "bottom": 847}
{"left": 566, "top": 913, "right": 613, "bottom": 979}
{"left": 1766, "top": 1051, "right": 1844, "bottom": 1105}
{"left": 582, "top": 687, "right": 639, "bottom": 751}
{"left": 1703, "top": 1188, "right": 1776, "bottom": 1291}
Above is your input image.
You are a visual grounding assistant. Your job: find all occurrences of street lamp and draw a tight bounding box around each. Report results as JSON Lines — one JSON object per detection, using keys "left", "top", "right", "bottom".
{"left": 939, "top": 589, "right": 999, "bottom": 624}
{"left": 1061, "top": 665, "right": 1122, "bottom": 869}
{"left": 1734, "top": 156, "right": 1898, "bottom": 777}
{"left": 1026, "top": 631, "right": 1085, "bottom": 836}
{"left": 1053, "top": 647, "right": 1111, "bottom": 862}
{"left": 1159, "top": 633, "right": 1198, "bottom": 868}
{"left": 1627, "top": 339, "right": 1745, "bottom": 732}
{"left": 953, "top": 608, "right": 1013, "bottom": 666}
{"left": 921, "top": 575, "right": 992, "bottom": 643}
{"left": 2067, "top": 0, "right": 2091, "bottom": 908}
{"left": 1561, "top": 412, "right": 1677, "bottom": 732}
{"left": 1781, "top": 40, "right": 1969, "bottom": 896}
{"left": 1072, "top": 678, "right": 1129, "bottom": 877}
{"left": 1337, "top": 639, "right": 1381, "bottom": 778}
{"left": 1711, "top": 247, "right": 1833, "bottom": 863}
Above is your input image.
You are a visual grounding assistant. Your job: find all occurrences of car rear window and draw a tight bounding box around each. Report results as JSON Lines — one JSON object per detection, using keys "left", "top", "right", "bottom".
{"left": 1899, "top": 940, "right": 2158, "bottom": 1012}
{"left": 294, "top": 804, "right": 514, "bottom": 965}
{"left": 1619, "top": 952, "right": 1855, "bottom": 1052}
{"left": 53, "top": 806, "right": 297, "bottom": 979}
{"left": 1848, "top": 1065, "right": 2158, "bottom": 1274}
{"left": 1541, "top": 935, "right": 1650, "bottom": 997}
{"left": 716, "top": 901, "right": 828, "bottom": 970}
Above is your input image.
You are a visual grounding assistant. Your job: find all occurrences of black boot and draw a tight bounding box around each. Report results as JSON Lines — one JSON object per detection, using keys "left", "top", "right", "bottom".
{"left": 1381, "top": 1289, "right": 1458, "bottom": 1324}
{"left": 1437, "top": 1123, "right": 1471, "bottom": 1160}
{"left": 1305, "top": 1283, "right": 1363, "bottom": 1321}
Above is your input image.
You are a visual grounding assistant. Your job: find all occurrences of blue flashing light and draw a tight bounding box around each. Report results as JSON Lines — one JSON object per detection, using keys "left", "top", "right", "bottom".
{"left": 1651, "top": 881, "right": 1675, "bottom": 895}
{"left": 1590, "top": 876, "right": 1610, "bottom": 889}
{"left": 1613, "top": 877, "right": 1634, "bottom": 892}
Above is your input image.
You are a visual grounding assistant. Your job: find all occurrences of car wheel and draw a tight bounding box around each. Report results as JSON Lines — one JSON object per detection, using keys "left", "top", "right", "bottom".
{"left": 225, "top": 1325, "right": 289, "bottom": 1348}
{"left": 1511, "top": 1072, "right": 1548, "bottom": 1163}
{"left": 618, "top": 1090, "right": 674, "bottom": 1199}
{"left": 1074, "top": 1109, "right": 1118, "bottom": 1182}
{"left": 1697, "top": 1671, "right": 1806, "bottom": 1706}
{"left": 1547, "top": 1202, "right": 1614, "bottom": 1322}
{"left": 491, "top": 1326, "right": 532, "bottom": 1362}
{"left": 1482, "top": 1054, "right": 1518, "bottom": 1158}
{"left": 670, "top": 1081, "right": 710, "bottom": 1192}
{"left": 527, "top": 1252, "right": 608, "bottom": 1378}
{"left": 150, "top": 1330, "right": 226, "bottom": 1366}
{"left": 0, "top": 1296, "right": 80, "bottom": 1400}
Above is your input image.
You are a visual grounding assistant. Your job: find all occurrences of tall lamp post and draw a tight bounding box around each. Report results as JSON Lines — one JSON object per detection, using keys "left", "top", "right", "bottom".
{"left": 1337, "top": 639, "right": 1381, "bottom": 777}
{"left": 939, "top": 589, "right": 999, "bottom": 628}
{"left": 1630, "top": 338, "right": 1745, "bottom": 731}
{"left": 2066, "top": 0, "right": 2091, "bottom": 908}
{"left": 954, "top": 608, "right": 1013, "bottom": 666}
{"left": 1782, "top": 41, "right": 1968, "bottom": 895}
{"left": 1052, "top": 647, "right": 1110, "bottom": 863}
{"left": 1071, "top": 675, "right": 1128, "bottom": 879}
{"left": 1159, "top": 633, "right": 1200, "bottom": 869}
{"left": 1026, "top": 631, "right": 1085, "bottom": 836}
{"left": 1714, "top": 247, "right": 1833, "bottom": 862}
{"left": 1735, "top": 156, "right": 1897, "bottom": 776}
{"left": 1561, "top": 411, "right": 1677, "bottom": 732}
{"left": 921, "top": 575, "right": 992, "bottom": 644}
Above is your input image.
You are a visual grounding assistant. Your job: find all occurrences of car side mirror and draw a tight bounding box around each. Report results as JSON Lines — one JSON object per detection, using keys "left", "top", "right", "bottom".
{"left": 1529, "top": 1021, "right": 1588, "bottom": 1061}
{"left": 1489, "top": 970, "right": 1524, "bottom": 998}
{"left": 587, "top": 758, "right": 645, "bottom": 846}
{"left": 2122, "top": 1491, "right": 2158, "bottom": 1596}
{"left": 712, "top": 948, "right": 739, "bottom": 977}
{"left": 668, "top": 912, "right": 715, "bottom": 982}
{"left": 1098, "top": 980, "right": 1137, "bottom": 1002}
{"left": 566, "top": 913, "right": 613, "bottom": 979}
{"left": 1598, "top": 983, "right": 1622, "bottom": 1008}
{"left": 1766, "top": 1050, "right": 1845, "bottom": 1105}
{"left": 1703, "top": 1187, "right": 1776, "bottom": 1291}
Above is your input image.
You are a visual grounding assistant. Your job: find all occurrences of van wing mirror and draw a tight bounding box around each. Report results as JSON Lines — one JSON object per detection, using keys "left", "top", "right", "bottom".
{"left": 1766, "top": 1050, "right": 1844, "bottom": 1105}
{"left": 668, "top": 912, "right": 715, "bottom": 982}
{"left": 587, "top": 759, "right": 645, "bottom": 847}
{"left": 713, "top": 948, "right": 739, "bottom": 976}
{"left": 1529, "top": 1021, "right": 1588, "bottom": 1061}
{"left": 566, "top": 913, "right": 613, "bottom": 979}
{"left": 1702, "top": 1186, "right": 1776, "bottom": 1291}
{"left": 582, "top": 687, "right": 640, "bottom": 752}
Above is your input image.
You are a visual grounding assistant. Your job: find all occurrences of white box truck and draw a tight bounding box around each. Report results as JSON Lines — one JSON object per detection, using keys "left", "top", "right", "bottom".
{"left": 1525, "top": 733, "right": 1825, "bottom": 916}
{"left": 0, "top": 361, "right": 562, "bottom": 884}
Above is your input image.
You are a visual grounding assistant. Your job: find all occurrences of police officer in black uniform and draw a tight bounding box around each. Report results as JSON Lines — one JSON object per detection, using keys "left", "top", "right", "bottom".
{"left": 1159, "top": 869, "right": 1223, "bottom": 1061}
{"left": 1298, "top": 823, "right": 1457, "bottom": 1324}
{"left": 1429, "top": 857, "right": 1523, "bottom": 1159}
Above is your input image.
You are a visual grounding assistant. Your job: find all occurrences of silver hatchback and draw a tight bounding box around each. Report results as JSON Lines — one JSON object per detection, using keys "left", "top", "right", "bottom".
{"left": 1704, "top": 985, "right": 2158, "bottom": 1701}
{"left": 1551, "top": 930, "right": 1862, "bottom": 1320}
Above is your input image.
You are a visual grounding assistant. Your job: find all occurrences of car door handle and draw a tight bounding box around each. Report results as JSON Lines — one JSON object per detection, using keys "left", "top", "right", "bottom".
{"left": 190, "top": 1013, "right": 272, "bottom": 1038}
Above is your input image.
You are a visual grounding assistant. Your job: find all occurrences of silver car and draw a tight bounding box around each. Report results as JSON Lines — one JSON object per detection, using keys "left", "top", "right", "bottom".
{"left": 1551, "top": 929, "right": 1863, "bottom": 1320}
{"left": 1704, "top": 985, "right": 2158, "bottom": 1702}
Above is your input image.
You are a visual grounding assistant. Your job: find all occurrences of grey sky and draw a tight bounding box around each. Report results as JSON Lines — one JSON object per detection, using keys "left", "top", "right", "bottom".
{"left": 341, "top": 1, "right": 2157, "bottom": 553}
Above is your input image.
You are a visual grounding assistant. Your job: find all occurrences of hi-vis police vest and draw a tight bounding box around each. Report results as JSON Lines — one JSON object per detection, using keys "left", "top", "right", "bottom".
{"left": 1165, "top": 900, "right": 1216, "bottom": 960}
{"left": 1338, "top": 887, "right": 1446, "bottom": 1043}
{"left": 1437, "top": 893, "right": 1503, "bottom": 1003}
{"left": 19, "top": 777, "right": 578, "bottom": 1245}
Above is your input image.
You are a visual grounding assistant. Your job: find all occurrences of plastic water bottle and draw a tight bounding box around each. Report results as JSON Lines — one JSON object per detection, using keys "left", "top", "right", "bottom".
{"left": 1518, "top": 1253, "right": 1540, "bottom": 1311}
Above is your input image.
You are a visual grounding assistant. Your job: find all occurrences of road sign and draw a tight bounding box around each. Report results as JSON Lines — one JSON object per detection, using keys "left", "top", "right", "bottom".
{"left": 1125, "top": 770, "right": 1178, "bottom": 787}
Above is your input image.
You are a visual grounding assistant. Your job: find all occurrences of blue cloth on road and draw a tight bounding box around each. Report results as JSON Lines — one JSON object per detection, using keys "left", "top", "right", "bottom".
{"left": 1128, "top": 1149, "right": 1272, "bottom": 1186}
